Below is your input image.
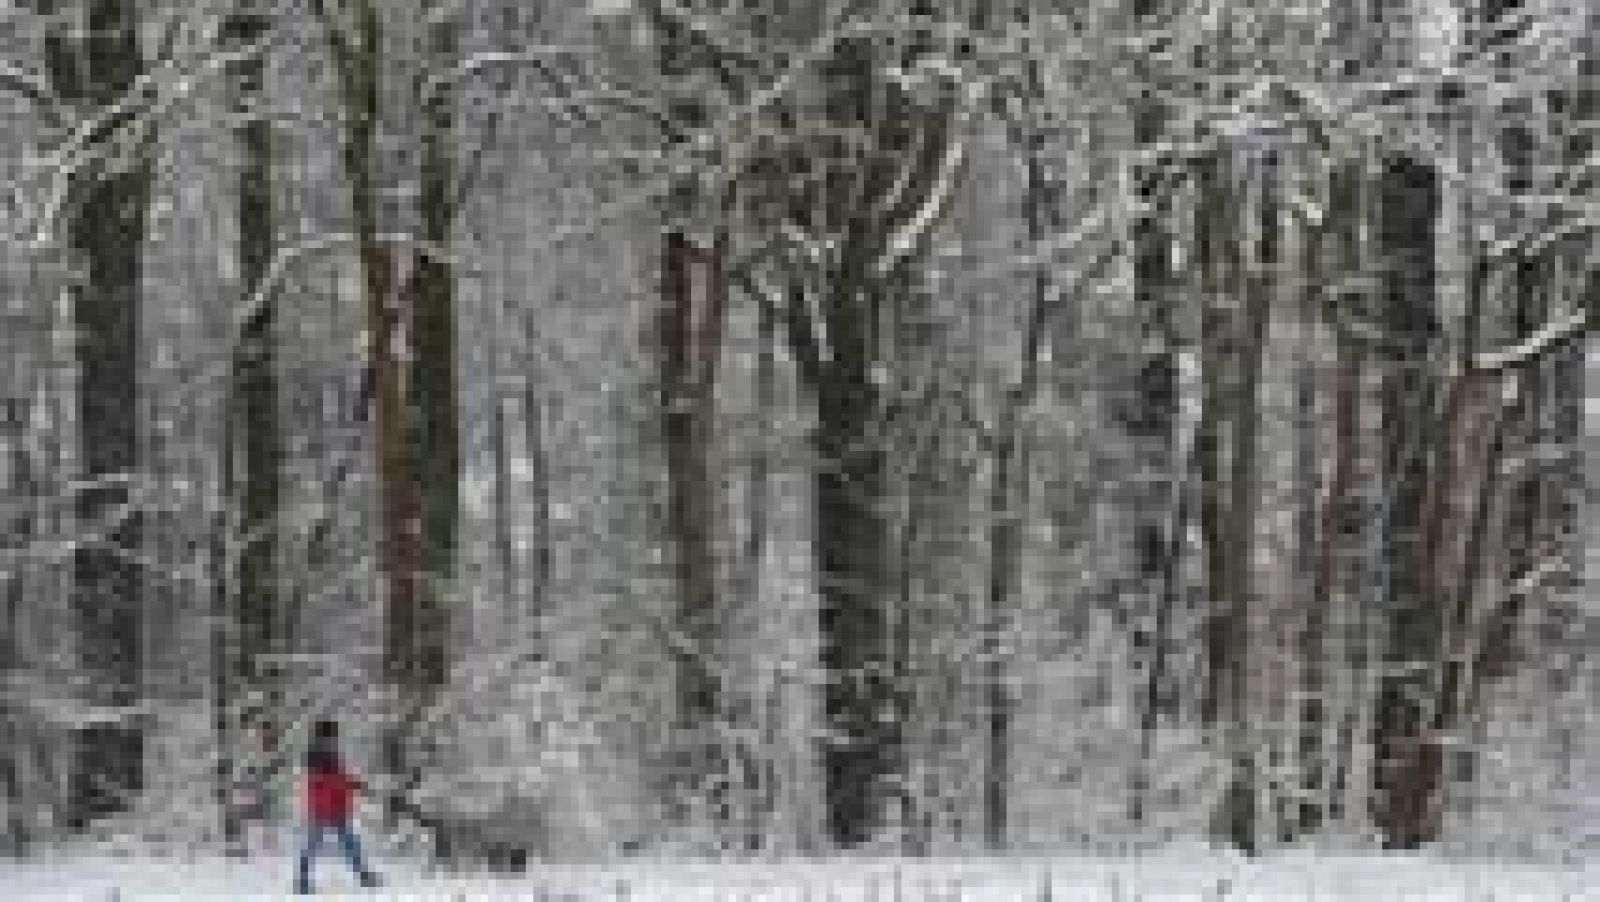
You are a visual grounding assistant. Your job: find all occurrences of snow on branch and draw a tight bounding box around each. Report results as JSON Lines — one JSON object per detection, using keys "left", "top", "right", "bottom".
{"left": 1507, "top": 552, "right": 1569, "bottom": 601}
{"left": 1472, "top": 307, "right": 1592, "bottom": 373}
{"left": 418, "top": 48, "right": 676, "bottom": 136}
{"left": 13, "top": 27, "right": 282, "bottom": 247}
{"left": 873, "top": 99, "right": 970, "bottom": 278}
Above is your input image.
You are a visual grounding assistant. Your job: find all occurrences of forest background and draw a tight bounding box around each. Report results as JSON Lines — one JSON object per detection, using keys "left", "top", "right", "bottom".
{"left": 0, "top": 0, "right": 1596, "bottom": 866}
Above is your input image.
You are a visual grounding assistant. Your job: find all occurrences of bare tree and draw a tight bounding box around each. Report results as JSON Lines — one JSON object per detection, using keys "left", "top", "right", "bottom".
{"left": 782, "top": 26, "right": 963, "bottom": 848}
{"left": 216, "top": 1, "right": 278, "bottom": 853}
{"left": 650, "top": 0, "right": 729, "bottom": 823}
{"left": 308, "top": 0, "right": 460, "bottom": 792}
{"left": 41, "top": 0, "right": 158, "bottom": 832}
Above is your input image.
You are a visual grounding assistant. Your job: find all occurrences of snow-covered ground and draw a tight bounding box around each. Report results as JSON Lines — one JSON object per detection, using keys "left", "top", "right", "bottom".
{"left": 1, "top": 851, "right": 1595, "bottom": 900}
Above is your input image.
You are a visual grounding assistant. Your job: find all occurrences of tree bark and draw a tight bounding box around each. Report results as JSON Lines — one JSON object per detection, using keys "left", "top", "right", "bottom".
{"left": 221, "top": 6, "right": 277, "bottom": 853}
{"left": 1125, "top": 64, "right": 1181, "bottom": 831}
{"left": 813, "top": 363, "right": 894, "bottom": 849}
{"left": 805, "top": 18, "right": 954, "bottom": 848}
{"left": 725, "top": 3, "right": 955, "bottom": 847}
{"left": 1196, "top": 147, "right": 1269, "bottom": 852}
{"left": 658, "top": 229, "right": 727, "bottom": 812}
{"left": 409, "top": 5, "right": 460, "bottom": 668}
{"left": 49, "top": 0, "right": 153, "bottom": 833}
{"left": 1368, "top": 153, "right": 1441, "bottom": 850}
{"left": 316, "top": 0, "right": 449, "bottom": 806}
{"left": 651, "top": 3, "right": 731, "bottom": 831}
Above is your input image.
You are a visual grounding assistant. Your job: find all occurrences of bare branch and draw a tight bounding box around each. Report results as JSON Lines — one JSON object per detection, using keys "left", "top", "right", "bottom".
{"left": 1472, "top": 307, "right": 1592, "bottom": 374}
{"left": 0, "top": 62, "right": 62, "bottom": 123}
{"left": 419, "top": 50, "right": 679, "bottom": 137}
{"left": 13, "top": 26, "right": 282, "bottom": 245}
{"left": 873, "top": 97, "right": 971, "bottom": 278}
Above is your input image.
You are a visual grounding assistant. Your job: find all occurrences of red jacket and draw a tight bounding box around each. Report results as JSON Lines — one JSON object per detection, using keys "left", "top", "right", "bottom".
{"left": 304, "top": 766, "right": 357, "bottom": 824}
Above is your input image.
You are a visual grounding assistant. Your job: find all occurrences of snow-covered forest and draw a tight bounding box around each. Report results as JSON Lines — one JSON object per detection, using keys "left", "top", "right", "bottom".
{"left": 1, "top": 0, "right": 1598, "bottom": 896}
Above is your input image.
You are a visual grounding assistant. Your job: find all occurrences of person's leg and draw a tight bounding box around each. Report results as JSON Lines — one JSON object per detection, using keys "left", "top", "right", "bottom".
{"left": 334, "top": 820, "right": 379, "bottom": 886}
{"left": 294, "top": 823, "right": 326, "bottom": 894}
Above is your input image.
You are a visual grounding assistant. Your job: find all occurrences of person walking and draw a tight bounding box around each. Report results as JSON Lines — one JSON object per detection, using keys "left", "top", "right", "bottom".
{"left": 294, "top": 719, "right": 381, "bottom": 894}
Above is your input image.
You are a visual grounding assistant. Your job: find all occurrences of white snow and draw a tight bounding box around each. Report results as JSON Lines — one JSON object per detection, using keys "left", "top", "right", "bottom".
{"left": 1, "top": 851, "right": 1594, "bottom": 900}
{"left": 1474, "top": 308, "right": 1590, "bottom": 372}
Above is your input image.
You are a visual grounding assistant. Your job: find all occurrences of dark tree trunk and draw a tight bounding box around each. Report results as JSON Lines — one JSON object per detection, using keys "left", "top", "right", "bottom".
{"left": 2, "top": 404, "right": 39, "bottom": 851}
{"left": 813, "top": 368, "right": 895, "bottom": 849}
{"left": 1368, "top": 153, "right": 1441, "bottom": 851}
{"left": 650, "top": 3, "right": 731, "bottom": 828}
{"left": 221, "top": 7, "right": 278, "bottom": 853}
{"left": 803, "top": 196, "right": 901, "bottom": 850}
{"left": 1124, "top": 68, "right": 1181, "bottom": 830}
{"left": 524, "top": 388, "right": 551, "bottom": 620}
{"left": 1195, "top": 150, "right": 1260, "bottom": 852}
{"left": 801, "top": 22, "right": 946, "bottom": 849}
{"left": 741, "top": 2, "right": 954, "bottom": 848}
{"left": 48, "top": 0, "right": 152, "bottom": 833}
{"left": 1299, "top": 159, "right": 1365, "bottom": 837}
{"left": 409, "top": 6, "right": 460, "bottom": 666}
{"left": 658, "top": 229, "right": 727, "bottom": 812}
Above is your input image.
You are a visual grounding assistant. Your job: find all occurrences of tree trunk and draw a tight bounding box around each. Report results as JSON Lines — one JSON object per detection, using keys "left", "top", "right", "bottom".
{"left": 658, "top": 229, "right": 727, "bottom": 817}
{"left": 3, "top": 402, "right": 39, "bottom": 851}
{"left": 802, "top": 22, "right": 953, "bottom": 848}
{"left": 813, "top": 369, "right": 894, "bottom": 848}
{"left": 524, "top": 387, "right": 551, "bottom": 621}
{"left": 318, "top": 0, "right": 447, "bottom": 802}
{"left": 491, "top": 393, "right": 515, "bottom": 625}
{"left": 735, "top": 288, "right": 776, "bottom": 852}
{"left": 1298, "top": 157, "right": 1365, "bottom": 837}
{"left": 48, "top": 0, "right": 152, "bottom": 833}
{"left": 221, "top": 7, "right": 277, "bottom": 853}
{"left": 796, "top": 228, "right": 901, "bottom": 850}
{"left": 1368, "top": 153, "right": 1441, "bottom": 850}
{"left": 746, "top": 4, "right": 954, "bottom": 848}
{"left": 650, "top": 3, "right": 731, "bottom": 831}
{"left": 1477, "top": 114, "right": 1552, "bottom": 688}
{"left": 1197, "top": 148, "right": 1265, "bottom": 852}
{"left": 409, "top": 6, "right": 460, "bottom": 671}
{"left": 1124, "top": 67, "right": 1181, "bottom": 830}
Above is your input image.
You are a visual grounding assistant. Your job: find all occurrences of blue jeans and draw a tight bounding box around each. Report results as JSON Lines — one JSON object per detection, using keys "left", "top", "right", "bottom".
{"left": 295, "top": 820, "right": 376, "bottom": 891}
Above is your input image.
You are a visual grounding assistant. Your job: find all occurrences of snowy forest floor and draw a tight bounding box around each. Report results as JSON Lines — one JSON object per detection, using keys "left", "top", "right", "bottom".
{"left": 1, "top": 850, "right": 1595, "bottom": 900}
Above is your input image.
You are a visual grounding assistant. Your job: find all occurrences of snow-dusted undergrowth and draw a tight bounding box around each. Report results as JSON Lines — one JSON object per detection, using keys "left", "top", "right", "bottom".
{"left": 0, "top": 851, "right": 1594, "bottom": 900}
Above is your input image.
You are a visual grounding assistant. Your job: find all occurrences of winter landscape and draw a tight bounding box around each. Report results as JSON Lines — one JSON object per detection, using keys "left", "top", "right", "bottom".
{"left": 1, "top": 0, "right": 1597, "bottom": 898}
